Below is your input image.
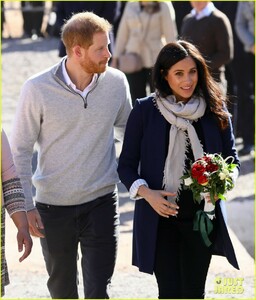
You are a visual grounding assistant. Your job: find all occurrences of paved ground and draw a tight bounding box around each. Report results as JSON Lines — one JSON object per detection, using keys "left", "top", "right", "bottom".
{"left": 1, "top": 5, "right": 255, "bottom": 299}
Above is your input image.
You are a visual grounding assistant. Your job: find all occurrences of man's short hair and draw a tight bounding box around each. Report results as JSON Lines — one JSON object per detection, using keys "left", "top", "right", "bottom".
{"left": 61, "top": 11, "right": 112, "bottom": 55}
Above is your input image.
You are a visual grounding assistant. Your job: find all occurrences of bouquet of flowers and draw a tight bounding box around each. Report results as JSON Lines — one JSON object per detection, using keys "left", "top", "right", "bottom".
{"left": 181, "top": 153, "right": 237, "bottom": 246}
{"left": 182, "top": 153, "right": 237, "bottom": 205}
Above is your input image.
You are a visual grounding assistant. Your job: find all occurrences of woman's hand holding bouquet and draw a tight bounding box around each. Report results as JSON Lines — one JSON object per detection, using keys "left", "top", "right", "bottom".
{"left": 181, "top": 153, "right": 237, "bottom": 246}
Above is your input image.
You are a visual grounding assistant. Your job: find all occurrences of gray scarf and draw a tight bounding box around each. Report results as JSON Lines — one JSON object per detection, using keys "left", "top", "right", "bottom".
{"left": 155, "top": 94, "right": 206, "bottom": 203}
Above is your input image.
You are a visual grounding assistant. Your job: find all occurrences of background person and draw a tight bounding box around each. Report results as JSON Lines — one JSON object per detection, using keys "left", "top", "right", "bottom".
{"left": 212, "top": 1, "right": 245, "bottom": 136}
{"left": 234, "top": 1, "right": 255, "bottom": 156}
{"left": 21, "top": 1, "right": 45, "bottom": 39}
{"left": 180, "top": 1, "right": 233, "bottom": 95}
{"left": 1, "top": 129, "right": 32, "bottom": 297}
{"left": 111, "top": 1, "right": 177, "bottom": 105}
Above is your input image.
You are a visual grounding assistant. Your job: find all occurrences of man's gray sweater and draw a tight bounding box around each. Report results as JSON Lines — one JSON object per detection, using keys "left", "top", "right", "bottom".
{"left": 11, "top": 60, "right": 132, "bottom": 211}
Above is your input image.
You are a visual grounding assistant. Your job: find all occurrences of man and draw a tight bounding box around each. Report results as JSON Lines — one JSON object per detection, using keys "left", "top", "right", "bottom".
{"left": 21, "top": 1, "right": 45, "bottom": 39}
{"left": 180, "top": 1, "right": 233, "bottom": 95}
{"left": 11, "top": 12, "right": 132, "bottom": 299}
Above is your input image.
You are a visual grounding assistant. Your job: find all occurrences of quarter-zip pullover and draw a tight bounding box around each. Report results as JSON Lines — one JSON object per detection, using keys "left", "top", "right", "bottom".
{"left": 11, "top": 58, "right": 132, "bottom": 211}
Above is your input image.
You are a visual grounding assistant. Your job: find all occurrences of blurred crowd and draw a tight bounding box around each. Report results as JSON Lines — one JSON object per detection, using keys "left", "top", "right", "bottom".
{"left": 1, "top": 1, "right": 255, "bottom": 156}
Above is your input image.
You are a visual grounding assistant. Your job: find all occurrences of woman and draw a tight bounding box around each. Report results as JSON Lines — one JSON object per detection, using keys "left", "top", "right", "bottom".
{"left": 1, "top": 129, "right": 32, "bottom": 297}
{"left": 118, "top": 40, "right": 240, "bottom": 299}
{"left": 111, "top": 1, "right": 177, "bottom": 105}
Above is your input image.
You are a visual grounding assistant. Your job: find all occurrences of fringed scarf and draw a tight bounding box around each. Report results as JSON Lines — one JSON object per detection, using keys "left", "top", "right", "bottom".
{"left": 155, "top": 94, "right": 206, "bottom": 203}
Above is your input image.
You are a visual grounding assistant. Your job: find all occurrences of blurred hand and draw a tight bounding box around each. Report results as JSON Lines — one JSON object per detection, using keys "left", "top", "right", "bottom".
{"left": 17, "top": 227, "right": 33, "bottom": 262}
{"left": 27, "top": 209, "right": 45, "bottom": 238}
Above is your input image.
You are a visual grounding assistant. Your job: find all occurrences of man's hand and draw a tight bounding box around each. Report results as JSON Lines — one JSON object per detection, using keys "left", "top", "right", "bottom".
{"left": 27, "top": 209, "right": 45, "bottom": 238}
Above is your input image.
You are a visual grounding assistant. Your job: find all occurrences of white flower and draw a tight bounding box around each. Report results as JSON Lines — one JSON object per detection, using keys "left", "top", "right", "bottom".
{"left": 219, "top": 169, "right": 229, "bottom": 180}
{"left": 219, "top": 172, "right": 226, "bottom": 180}
{"left": 184, "top": 177, "right": 193, "bottom": 186}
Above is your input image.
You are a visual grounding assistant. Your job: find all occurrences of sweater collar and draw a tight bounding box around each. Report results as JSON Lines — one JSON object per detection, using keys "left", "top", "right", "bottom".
{"left": 61, "top": 58, "right": 98, "bottom": 98}
{"left": 53, "top": 57, "right": 104, "bottom": 94}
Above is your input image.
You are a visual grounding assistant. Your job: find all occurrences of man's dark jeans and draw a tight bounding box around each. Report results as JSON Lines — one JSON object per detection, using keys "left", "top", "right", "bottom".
{"left": 36, "top": 191, "right": 119, "bottom": 299}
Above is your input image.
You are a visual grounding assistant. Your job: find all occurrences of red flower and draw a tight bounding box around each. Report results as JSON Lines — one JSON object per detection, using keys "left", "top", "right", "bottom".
{"left": 206, "top": 163, "right": 219, "bottom": 173}
{"left": 197, "top": 174, "right": 209, "bottom": 185}
{"left": 191, "top": 163, "right": 206, "bottom": 180}
{"left": 201, "top": 156, "right": 212, "bottom": 163}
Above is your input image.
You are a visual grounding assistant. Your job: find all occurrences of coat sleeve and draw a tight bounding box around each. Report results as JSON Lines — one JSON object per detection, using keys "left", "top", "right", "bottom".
{"left": 1, "top": 130, "right": 26, "bottom": 216}
{"left": 114, "top": 73, "right": 132, "bottom": 142}
{"left": 220, "top": 115, "right": 240, "bottom": 170}
{"left": 117, "top": 100, "right": 144, "bottom": 190}
{"left": 201, "top": 114, "right": 240, "bottom": 270}
{"left": 202, "top": 112, "right": 240, "bottom": 170}
{"left": 1, "top": 129, "right": 17, "bottom": 182}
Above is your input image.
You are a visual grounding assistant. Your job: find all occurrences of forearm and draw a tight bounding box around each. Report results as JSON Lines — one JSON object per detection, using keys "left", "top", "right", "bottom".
{"left": 3, "top": 177, "right": 26, "bottom": 216}
{"left": 11, "top": 211, "right": 29, "bottom": 231}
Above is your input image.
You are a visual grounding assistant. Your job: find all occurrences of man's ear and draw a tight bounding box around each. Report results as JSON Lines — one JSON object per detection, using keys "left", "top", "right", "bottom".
{"left": 73, "top": 45, "right": 83, "bottom": 58}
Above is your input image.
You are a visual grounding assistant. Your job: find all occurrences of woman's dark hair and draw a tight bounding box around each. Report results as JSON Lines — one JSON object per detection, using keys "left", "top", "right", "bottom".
{"left": 152, "top": 40, "right": 230, "bottom": 130}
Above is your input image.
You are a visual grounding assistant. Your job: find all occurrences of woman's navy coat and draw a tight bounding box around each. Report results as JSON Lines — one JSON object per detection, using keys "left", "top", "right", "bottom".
{"left": 118, "top": 97, "right": 240, "bottom": 275}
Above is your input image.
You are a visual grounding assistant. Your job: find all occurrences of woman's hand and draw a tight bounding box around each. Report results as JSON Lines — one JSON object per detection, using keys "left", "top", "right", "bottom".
{"left": 203, "top": 192, "right": 218, "bottom": 203}
{"left": 137, "top": 185, "right": 179, "bottom": 218}
{"left": 17, "top": 226, "right": 33, "bottom": 262}
{"left": 11, "top": 211, "right": 33, "bottom": 262}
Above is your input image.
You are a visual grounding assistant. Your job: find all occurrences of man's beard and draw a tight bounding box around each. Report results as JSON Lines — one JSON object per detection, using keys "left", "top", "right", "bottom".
{"left": 80, "top": 58, "right": 108, "bottom": 74}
